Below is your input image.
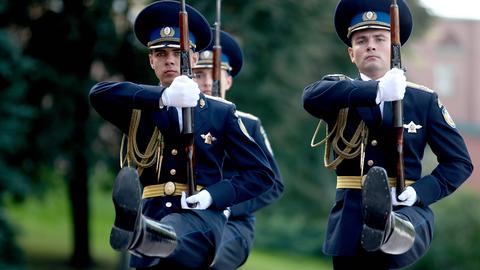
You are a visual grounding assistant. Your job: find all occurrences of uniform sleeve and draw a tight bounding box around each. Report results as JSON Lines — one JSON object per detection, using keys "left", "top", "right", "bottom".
{"left": 302, "top": 78, "right": 379, "bottom": 119}
{"left": 412, "top": 94, "right": 473, "bottom": 206}
{"left": 89, "top": 81, "right": 167, "bottom": 133}
{"left": 205, "top": 109, "right": 275, "bottom": 210}
{"left": 230, "top": 119, "right": 284, "bottom": 218}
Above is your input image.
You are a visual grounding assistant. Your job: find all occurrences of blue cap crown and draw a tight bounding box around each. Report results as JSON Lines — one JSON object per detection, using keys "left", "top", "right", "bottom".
{"left": 334, "top": 0, "right": 413, "bottom": 46}
{"left": 347, "top": 11, "right": 390, "bottom": 38}
{"left": 193, "top": 30, "right": 243, "bottom": 77}
{"left": 134, "top": 0, "right": 212, "bottom": 51}
{"left": 148, "top": 26, "right": 196, "bottom": 49}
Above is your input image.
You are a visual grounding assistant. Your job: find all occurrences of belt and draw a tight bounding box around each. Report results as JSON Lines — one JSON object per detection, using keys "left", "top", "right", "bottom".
{"left": 336, "top": 176, "right": 414, "bottom": 189}
{"left": 142, "top": 182, "right": 204, "bottom": 199}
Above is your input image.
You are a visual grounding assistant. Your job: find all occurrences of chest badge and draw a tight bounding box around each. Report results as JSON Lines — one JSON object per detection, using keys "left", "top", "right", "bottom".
{"left": 403, "top": 121, "right": 422, "bottom": 133}
{"left": 201, "top": 132, "right": 217, "bottom": 144}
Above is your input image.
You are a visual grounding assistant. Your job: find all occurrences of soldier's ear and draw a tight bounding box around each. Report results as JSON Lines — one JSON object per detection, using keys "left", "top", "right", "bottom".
{"left": 347, "top": 47, "right": 355, "bottom": 63}
{"left": 225, "top": 75, "right": 233, "bottom": 90}
{"left": 148, "top": 53, "right": 155, "bottom": 69}
{"left": 191, "top": 51, "right": 199, "bottom": 65}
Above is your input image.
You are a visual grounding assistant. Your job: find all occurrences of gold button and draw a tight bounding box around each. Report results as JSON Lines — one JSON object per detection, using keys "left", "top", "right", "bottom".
{"left": 367, "top": 160, "right": 374, "bottom": 166}
{"left": 164, "top": 181, "right": 175, "bottom": 195}
{"left": 170, "top": 169, "right": 176, "bottom": 175}
{"left": 371, "top": 140, "right": 378, "bottom": 146}
{"left": 171, "top": 149, "right": 178, "bottom": 155}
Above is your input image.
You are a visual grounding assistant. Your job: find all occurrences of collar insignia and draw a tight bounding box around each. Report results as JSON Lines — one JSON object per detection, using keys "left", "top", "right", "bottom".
{"left": 403, "top": 121, "right": 422, "bottom": 133}
{"left": 201, "top": 132, "right": 216, "bottom": 144}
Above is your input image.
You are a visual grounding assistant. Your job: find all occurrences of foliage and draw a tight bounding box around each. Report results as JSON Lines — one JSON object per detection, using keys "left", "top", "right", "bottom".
{"left": 0, "top": 27, "right": 37, "bottom": 268}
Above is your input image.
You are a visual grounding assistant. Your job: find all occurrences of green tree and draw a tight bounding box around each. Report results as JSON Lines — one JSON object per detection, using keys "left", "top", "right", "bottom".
{"left": 0, "top": 0, "right": 120, "bottom": 267}
{"left": 0, "top": 27, "right": 36, "bottom": 269}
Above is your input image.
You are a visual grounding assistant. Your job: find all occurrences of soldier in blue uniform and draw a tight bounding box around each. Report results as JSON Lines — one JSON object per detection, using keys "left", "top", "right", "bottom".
{"left": 89, "top": 1, "right": 275, "bottom": 269}
{"left": 302, "top": 0, "right": 473, "bottom": 269}
{"left": 192, "top": 30, "right": 284, "bottom": 269}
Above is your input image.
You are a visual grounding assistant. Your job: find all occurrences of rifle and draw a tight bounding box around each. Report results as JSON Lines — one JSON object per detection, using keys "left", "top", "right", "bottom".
{"left": 179, "top": 0, "right": 196, "bottom": 200}
{"left": 390, "top": 0, "right": 405, "bottom": 197}
{"left": 211, "top": 0, "right": 222, "bottom": 97}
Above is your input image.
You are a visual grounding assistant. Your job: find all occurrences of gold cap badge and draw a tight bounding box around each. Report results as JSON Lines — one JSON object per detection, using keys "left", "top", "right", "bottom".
{"left": 362, "top": 11, "right": 377, "bottom": 21}
{"left": 160, "top": 27, "right": 175, "bottom": 38}
{"left": 201, "top": 50, "right": 213, "bottom": 60}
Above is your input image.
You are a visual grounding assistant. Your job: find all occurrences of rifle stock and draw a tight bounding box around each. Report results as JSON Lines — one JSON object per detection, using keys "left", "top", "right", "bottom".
{"left": 179, "top": 0, "right": 196, "bottom": 199}
{"left": 211, "top": 0, "right": 222, "bottom": 97}
{"left": 390, "top": 0, "right": 405, "bottom": 196}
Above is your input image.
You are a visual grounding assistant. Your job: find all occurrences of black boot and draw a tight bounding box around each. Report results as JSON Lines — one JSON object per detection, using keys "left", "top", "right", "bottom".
{"left": 380, "top": 213, "right": 415, "bottom": 255}
{"left": 109, "top": 167, "right": 177, "bottom": 257}
{"left": 110, "top": 166, "right": 142, "bottom": 251}
{"left": 361, "top": 166, "right": 415, "bottom": 254}
{"left": 361, "top": 166, "right": 392, "bottom": 252}
{"left": 132, "top": 216, "right": 177, "bottom": 257}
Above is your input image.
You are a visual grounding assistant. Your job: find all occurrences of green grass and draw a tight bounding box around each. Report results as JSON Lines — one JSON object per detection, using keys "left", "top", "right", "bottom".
{"left": 240, "top": 250, "right": 330, "bottom": 270}
{"left": 6, "top": 183, "right": 330, "bottom": 270}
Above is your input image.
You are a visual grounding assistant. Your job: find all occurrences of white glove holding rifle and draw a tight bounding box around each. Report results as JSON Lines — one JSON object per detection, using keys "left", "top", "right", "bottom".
{"left": 390, "top": 186, "right": 417, "bottom": 207}
{"left": 181, "top": 190, "right": 213, "bottom": 210}
{"left": 162, "top": 75, "right": 200, "bottom": 108}
{"left": 376, "top": 68, "right": 406, "bottom": 104}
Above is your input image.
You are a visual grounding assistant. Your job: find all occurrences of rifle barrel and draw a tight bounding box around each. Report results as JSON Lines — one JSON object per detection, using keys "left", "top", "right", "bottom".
{"left": 211, "top": 0, "right": 222, "bottom": 97}
{"left": 390, "top": 0, "right": 405, "bottom": 195}
{"left": 179, "top": 0, "right": 196, "bottom": 198}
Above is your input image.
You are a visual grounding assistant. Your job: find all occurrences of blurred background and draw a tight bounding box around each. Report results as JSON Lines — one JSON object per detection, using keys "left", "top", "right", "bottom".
{"left": 0, "top": 0, "right": 478, "bottom": 269}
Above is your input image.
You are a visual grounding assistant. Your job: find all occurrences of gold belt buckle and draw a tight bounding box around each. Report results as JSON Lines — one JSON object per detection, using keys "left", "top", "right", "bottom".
{"left": 164, "top": 181, "right": 176, "bottom": 195}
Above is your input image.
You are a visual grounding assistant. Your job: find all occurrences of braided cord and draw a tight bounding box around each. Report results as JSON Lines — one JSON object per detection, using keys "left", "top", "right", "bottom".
{"left": 120, "top": 109, "right": 164, "bottom": 180}
{"left": 310, "top": 108, "right": 368, "bottom": 170}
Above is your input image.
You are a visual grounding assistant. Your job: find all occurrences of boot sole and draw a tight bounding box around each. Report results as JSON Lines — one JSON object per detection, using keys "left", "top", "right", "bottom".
{"left": 361, "top": 166, "right": 391, "bottom": 252}
{"left": 110, "top": 167, "right": 142, "bottom": 251}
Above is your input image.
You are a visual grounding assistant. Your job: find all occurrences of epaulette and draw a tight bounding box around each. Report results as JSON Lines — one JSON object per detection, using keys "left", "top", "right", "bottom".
{"left": 407, "top": 81, "right": 434, "bottom": 93}
{"left": 236, "top": 110, "right": 259, "bottom": 121}
{"left": 321, "top": 74, "right": 353, "bottom": 81}
{"left": 204, "top": 95, "right": 233, "bottom": 105}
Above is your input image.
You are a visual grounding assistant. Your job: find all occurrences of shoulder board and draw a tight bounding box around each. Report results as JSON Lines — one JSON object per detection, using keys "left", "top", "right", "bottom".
{"left": 204, "top": 95, "right": 233, "bottom": 105}
{"left": 236, "top": 110, "right": 259, "bottom": 121}
{"left": 407, "top": 81, "right": 434, "bottom": 93}
{"left": 321, "top": 74, "right": 353, "bottom": 81}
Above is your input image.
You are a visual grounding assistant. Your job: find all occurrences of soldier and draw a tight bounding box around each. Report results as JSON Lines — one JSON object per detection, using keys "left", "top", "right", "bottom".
{"left": 192, "top": 30, "right": 284, "bottom": 269}
{"left": 302, "top": 0, "right": 473, "bottom": 269}
{"left": 89, "top": 1, "right": 275, "bottom": 269}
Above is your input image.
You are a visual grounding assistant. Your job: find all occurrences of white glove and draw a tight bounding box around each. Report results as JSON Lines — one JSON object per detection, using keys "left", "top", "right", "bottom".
{"left": 391, "top": 186, "right": 417, "bottom": 207}
{"left": 162, "top": 75, "right": 200, "bottom": 107}
{"left": 376, "top": 68, "right": 406, "bottom": 104}
{"left": 181, "top": 190, "right": 213, "bottom": 210}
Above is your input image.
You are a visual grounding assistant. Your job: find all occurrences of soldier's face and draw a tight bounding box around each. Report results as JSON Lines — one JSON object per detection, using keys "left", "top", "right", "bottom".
{"left": 192, "top": 67, "right": 232, "bottom": 98}
{"left": 348, "top": 29, "right": 391, "bottom": 80}
{"left": 149, "top": 47, "right": 198, "bottom": 86}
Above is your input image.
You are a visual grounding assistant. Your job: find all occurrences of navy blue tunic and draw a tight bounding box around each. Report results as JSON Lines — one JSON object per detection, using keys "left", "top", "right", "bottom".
{"left": 90, "top": 81, "right": 275, "bottom": 269}
{"left": 303, "top": 76, "right": 473, "bottom": 268}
